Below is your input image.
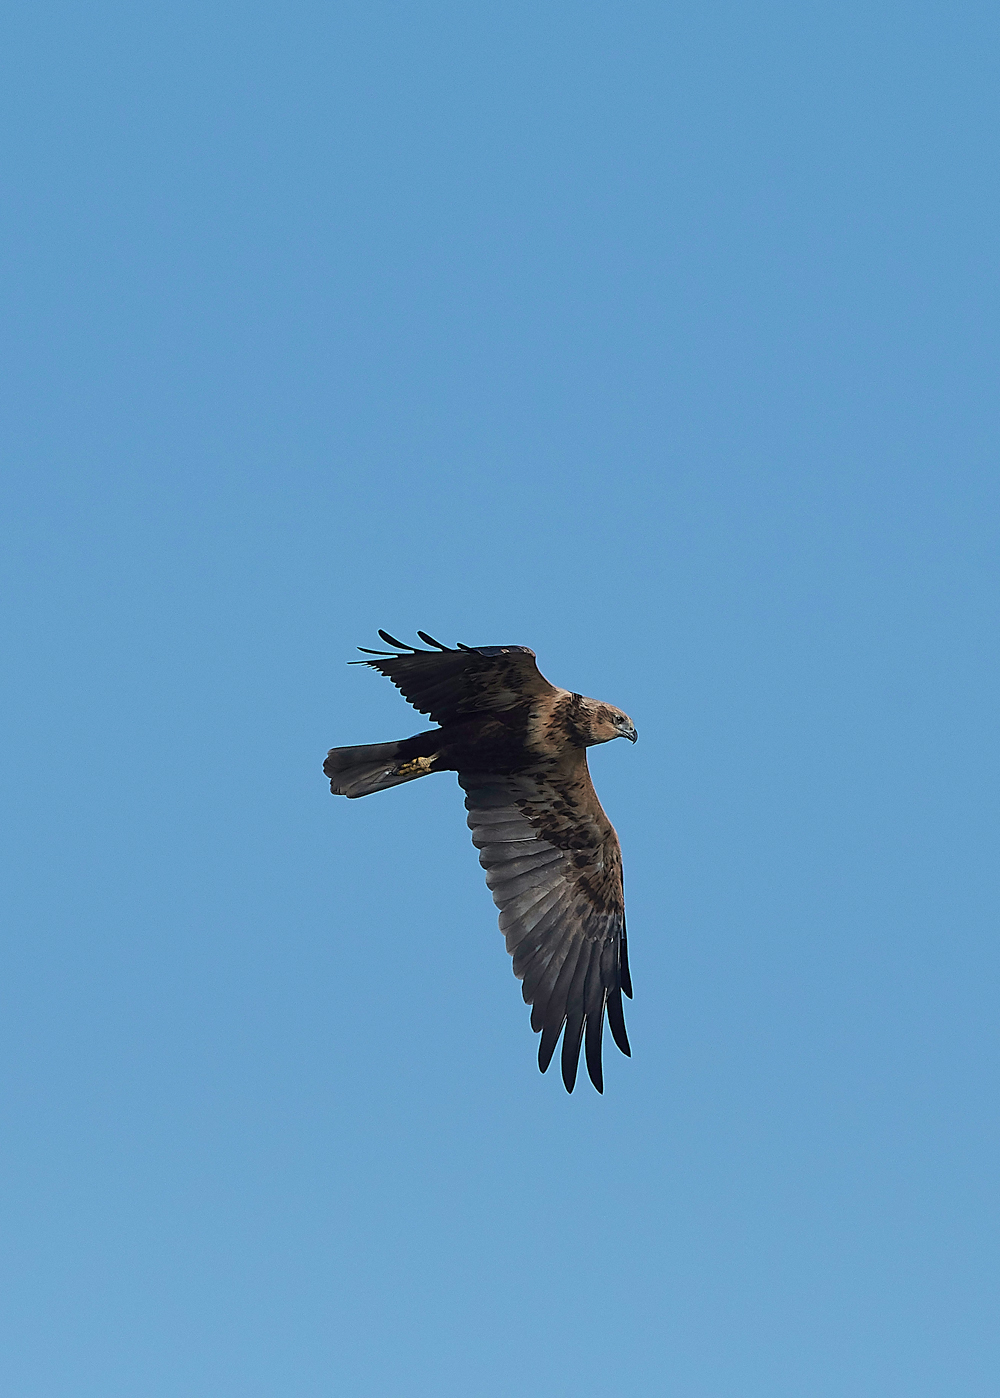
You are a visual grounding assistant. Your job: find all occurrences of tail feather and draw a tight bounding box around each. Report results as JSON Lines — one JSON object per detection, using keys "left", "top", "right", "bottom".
{"left": 324, "top": 740, "right": 436, "bottom": 798}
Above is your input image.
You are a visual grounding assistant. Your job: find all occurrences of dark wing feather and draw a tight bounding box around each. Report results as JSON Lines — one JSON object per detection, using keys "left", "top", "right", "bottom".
{"left": 357, "top": 635, "right": 557, "bottom": 726}
{"left": 460, "top": 754, "right": 631, "bottom": 1094}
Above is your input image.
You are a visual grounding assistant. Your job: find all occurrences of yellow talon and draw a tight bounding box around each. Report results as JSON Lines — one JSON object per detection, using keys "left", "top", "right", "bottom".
{"left": 397, "top": 756, "right": 434, "bottom": 776}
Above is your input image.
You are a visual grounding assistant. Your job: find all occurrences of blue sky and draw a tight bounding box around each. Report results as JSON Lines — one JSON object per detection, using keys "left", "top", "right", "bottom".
{"left": 2, "top": 2, "right": 998, "bottom": 1394}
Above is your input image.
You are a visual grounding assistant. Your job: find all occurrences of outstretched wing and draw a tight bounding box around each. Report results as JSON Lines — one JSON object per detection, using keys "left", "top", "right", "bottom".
{"left": 354, "top": 631, "right": 558, "bottom": 727}
{"left": 460, "top": 754, "right": 632, "bottom": 1093}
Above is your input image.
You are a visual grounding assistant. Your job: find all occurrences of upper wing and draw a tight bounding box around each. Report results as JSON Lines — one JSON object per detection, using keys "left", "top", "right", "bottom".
{"left": 354, "top": 631, "right": 558, "bottom": 727}
{"left": 460, "top": 754, "right": 632, "bottom": 1093}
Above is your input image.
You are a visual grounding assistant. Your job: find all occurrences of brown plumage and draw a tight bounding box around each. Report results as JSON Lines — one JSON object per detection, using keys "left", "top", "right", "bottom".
{"left": 323, "top": 631, "right": 637, "bottom": 1093}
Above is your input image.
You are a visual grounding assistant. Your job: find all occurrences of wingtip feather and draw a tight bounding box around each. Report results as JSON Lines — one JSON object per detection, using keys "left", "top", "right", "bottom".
{"left": 585, "top": 1003, "right": 606, "bottom": 1092}
{"left": 620, "top": 915, "right": 633, "bottom": 998}
{"left": 538, "top": 1021, "right": 562, "bottom": 1074}
{"left": 377, "top": 629, "right": 413, "bottom": 650}
{"left": 560, "top": 1012, "right": 585, "bottom": 1093}
{"left": 607, "top": 987, "right": 632, "bottom": 1057}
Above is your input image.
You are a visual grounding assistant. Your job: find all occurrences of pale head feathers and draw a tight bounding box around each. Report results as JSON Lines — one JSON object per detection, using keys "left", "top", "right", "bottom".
{"left": 578, "top": 698, "right": 638, "bottom": 746}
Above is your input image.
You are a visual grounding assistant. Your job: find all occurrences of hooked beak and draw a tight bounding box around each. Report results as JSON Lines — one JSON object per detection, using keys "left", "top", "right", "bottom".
{"left": 624, "top": 725, "right": 638, "bottom": 744}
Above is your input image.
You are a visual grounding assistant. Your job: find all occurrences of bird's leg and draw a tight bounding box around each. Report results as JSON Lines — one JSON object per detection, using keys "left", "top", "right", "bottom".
{"left": 396, "top": 754, "right": 436, "bottom": 777}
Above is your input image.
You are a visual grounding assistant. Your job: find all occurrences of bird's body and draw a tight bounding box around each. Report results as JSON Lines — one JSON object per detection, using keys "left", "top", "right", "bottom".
{"left": 324, "top": 632, "right": 637, "bottom": 1093}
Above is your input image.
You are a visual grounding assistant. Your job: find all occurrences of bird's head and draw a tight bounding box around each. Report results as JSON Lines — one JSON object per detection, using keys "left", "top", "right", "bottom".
{"left": 582, "top": 700, "right": 638, "bottom": 746}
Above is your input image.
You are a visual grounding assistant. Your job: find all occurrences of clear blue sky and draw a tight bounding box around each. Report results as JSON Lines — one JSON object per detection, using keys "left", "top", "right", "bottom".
{"left": 2, "top": 2, "right": 998, "bottom": 1394}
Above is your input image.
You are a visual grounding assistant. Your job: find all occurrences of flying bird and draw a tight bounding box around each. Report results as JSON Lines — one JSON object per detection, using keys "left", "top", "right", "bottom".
{"left": 324, "top": 631, "right": 637, "bottom": 1093}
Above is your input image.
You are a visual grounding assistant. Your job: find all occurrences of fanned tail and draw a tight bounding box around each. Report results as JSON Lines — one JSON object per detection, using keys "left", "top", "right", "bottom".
{"left": 323, "top": 739, "right": 438, "bottom": 798}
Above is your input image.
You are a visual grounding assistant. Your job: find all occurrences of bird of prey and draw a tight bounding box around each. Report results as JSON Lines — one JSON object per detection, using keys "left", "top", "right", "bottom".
{"left": 324, "top": 630, "right": 637, "bottom": 1093}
